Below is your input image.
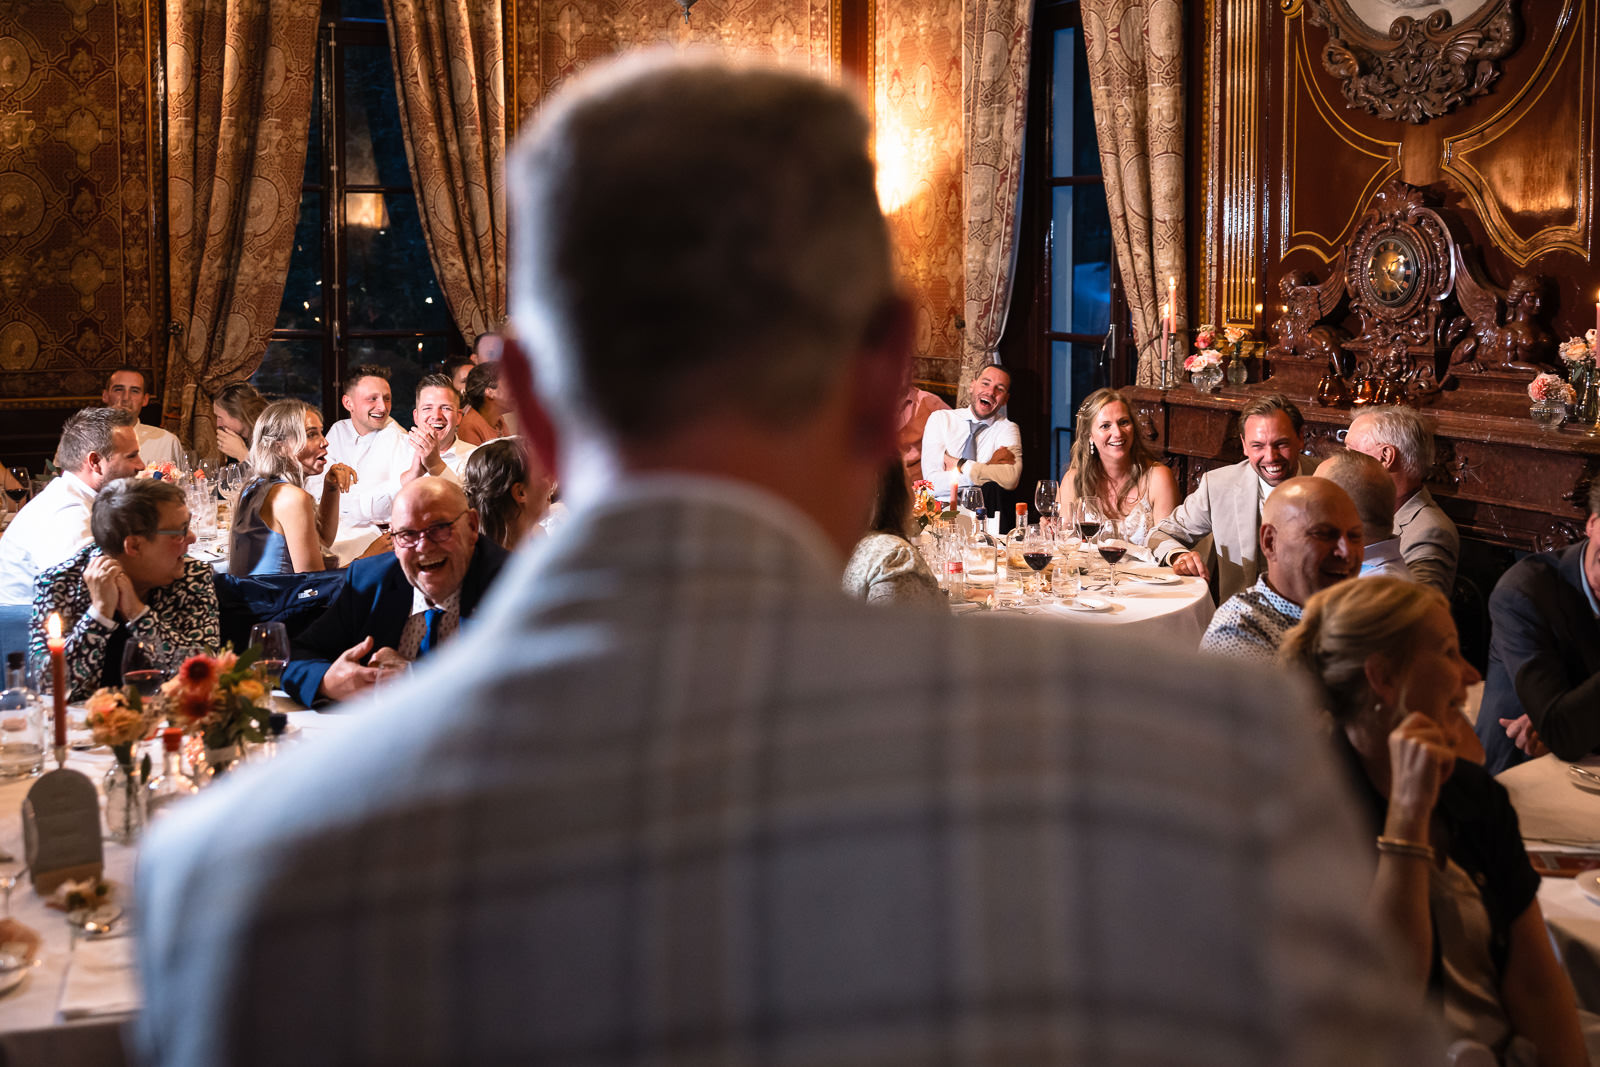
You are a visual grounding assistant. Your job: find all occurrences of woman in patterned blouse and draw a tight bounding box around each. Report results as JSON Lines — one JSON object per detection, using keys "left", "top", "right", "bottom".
{"left": 28, "top": 477, "right": 219, "bottom": 701}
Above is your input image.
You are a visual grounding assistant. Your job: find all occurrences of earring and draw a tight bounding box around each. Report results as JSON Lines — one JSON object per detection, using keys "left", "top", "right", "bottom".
{"left": 1089, "top": 441, "right": 1096, "bottom": 456}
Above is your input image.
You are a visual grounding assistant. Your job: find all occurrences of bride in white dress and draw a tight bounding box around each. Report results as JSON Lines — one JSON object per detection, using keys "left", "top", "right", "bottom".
{"left": 1058, "top": 388, "right": 1180, "bottom": 547}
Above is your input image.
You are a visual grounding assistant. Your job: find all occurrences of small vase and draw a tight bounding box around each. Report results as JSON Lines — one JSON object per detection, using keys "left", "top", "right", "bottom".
{"left": 103, "top": 759, "right": 147, "bottom": 845}
{"left": 1190, "top": 365, "right": 1223, "bottom": 393}
{"left": 203, "top": 743, "right": 241, "bottom": 777}
{"left": 1224, "top": 358, "right": 1248, "bottom": 387}
{"left": 1529, "top": 399, "right": 1568, "bottom": 431}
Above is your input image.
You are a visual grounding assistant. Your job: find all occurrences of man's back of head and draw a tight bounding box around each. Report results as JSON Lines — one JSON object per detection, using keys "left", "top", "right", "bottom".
{"left": 1315, "top": 449, "right": 1397, "bottom": 545}
{"left": 1346, "top": 405, "right": 1432, "bottom": 495}
{"left": 508, "top": 51, "right": 897, "bottom": 445}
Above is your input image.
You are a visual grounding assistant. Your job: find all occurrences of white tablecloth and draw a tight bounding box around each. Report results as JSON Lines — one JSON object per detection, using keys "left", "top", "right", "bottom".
{"left": 957, "top": 562, "right": 1216, "bottom": 648}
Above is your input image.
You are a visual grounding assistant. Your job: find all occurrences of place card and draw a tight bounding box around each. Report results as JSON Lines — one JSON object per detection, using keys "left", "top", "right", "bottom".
{"left": 21, "top": 767, "right": 103, "bottom": 894}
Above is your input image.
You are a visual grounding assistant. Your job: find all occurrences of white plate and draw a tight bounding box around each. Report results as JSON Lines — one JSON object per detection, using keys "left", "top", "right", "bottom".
{"left": 1582, "top": 872, "right": 1600, "bottom": 907}
{"left": 1126, "top": 572, "right": 1181, "bottom": 585}
{"left": 1569, "top": 765, "right": 1600, "bottom": 795}
{"left": 1065, "top": 596, "right": 1112, "bottom": 613}
{"left": 0, "top": 959, "right": 30, "bottom": 998}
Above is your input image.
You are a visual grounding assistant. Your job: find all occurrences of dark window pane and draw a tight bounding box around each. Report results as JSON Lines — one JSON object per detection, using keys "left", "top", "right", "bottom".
{"left": 1051, "top": 29, "right": 1102, "bottom": 177}
{"left": 1050, "top": 339, "right": 1111, "bottom": 473}
{"left": 338, "top": 0, "right": 386, "bottom": 19}
{"left": 346, "top": 335, "right": 458, "bottom": 425}
{"left": 1072, "top": 30, "right": 1101, "bottom": 177}
{"left": 345, "top": 192, "right": 453, "bottom": 332}
{"left": 1050, "top": 186, "right": 1112, "bottom": 337}
{"left": 304, "top": 58, "right": 322, "bottom": 187}
{"left": 254, "top": 338, "right": 324, "bottom": 407}
{"left": 343, "top": 44, "right": 411, "bottom": 188}
{"left": 275, "top": 191, "right": 324, "bottom": 331}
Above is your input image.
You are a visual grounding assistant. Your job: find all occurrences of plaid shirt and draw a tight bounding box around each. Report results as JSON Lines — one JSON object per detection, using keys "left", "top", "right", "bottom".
{"left": 29, "top": 545, "right": 220, "bottom": 701}
{"left": 137, "top": 476, "right": 1435, "bottom": 1065}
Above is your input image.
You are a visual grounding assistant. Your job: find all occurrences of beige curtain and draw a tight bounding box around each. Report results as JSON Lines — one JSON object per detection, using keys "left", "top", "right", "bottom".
{"left": 961, "top": 0, "right": 1033, "bottom": 398}
{"left": 165, "top": 0, "right": 320, "bottom": 453}
{"left": 382, "top": 0, "right": 507, "bottom": 347}
{"left": 1081, "top": 1, "right": 1185, "bottom": 386}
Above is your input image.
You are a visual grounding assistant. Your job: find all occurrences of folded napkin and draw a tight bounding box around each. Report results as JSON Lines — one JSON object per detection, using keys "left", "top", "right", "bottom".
{"left": 58, "top": 936, "right": 141, "bottom": 1020}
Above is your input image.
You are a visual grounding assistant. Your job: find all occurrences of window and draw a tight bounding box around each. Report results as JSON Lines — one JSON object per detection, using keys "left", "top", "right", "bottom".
{"left": 1027, "top": 0, "right": 1124, "bottom": 476}
{"left": 255, "top": 0, "right": 462, "bottom": 423}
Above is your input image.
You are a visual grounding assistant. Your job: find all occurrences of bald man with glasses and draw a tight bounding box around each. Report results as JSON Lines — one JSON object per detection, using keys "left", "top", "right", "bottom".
{"left": 280, "top": 478, "right": 509, "bottom": 707}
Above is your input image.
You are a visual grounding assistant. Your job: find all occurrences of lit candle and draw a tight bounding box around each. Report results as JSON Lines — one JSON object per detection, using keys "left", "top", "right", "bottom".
{"left": 950, "top": 471, "right": 959, "bottom": 512}
{"left": 1167, "top": 276, "right": 1177, "bottom": 332}
{"left": 46, "top": 612, "right": 65, "bottom": 755}
{"left": 1593, "top": 290, "right": 1598, "bottom": 340}
{"left": 1162, "top": 300, "right": 1171, "bottom": 364}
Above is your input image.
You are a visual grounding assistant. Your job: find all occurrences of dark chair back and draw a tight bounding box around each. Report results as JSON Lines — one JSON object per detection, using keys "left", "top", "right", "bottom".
{"left": 1450, "top": 572, "right": 1489, "bottom": 675}
{"left": 213, "top": 571, "right": 346, "bottom": 653}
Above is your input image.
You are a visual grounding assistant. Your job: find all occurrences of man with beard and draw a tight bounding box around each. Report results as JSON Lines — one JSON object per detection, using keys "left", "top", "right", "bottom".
{"left": 1200, "top": 476, "right": 1363, "bottom": 663}
{"left": 307, "top": 364, "right": 412, "bottom": 541}
{"left": 1148, "top": 393, "right": 1318, "bottom": 602}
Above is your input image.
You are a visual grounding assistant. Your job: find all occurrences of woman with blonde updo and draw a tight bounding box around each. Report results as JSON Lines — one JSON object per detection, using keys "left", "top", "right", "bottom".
{"left": 1280, "top": 577, "right": 1584, "bottom": 1065}
{"left": 1058, "top": 388, "right": 1178, "bottom": 545}
{"left": 229, "top": 399, "right": 356, "bottom": 574}
{"left": 212, "top": 382, "right": 269, "bottom": 462}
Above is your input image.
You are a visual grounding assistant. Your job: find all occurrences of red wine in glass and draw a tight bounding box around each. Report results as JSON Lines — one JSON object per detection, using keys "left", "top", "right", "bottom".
{"left": 3, "top": 489, "right": 23, "bottom": 505}
{"left": 1075, "top": 520, "right": 1101, "bottom": 540}
{"left": 123, "top": 668, "right": 166, "bottom": 699}
{"left": 1023, "top": 552, "right": 1053, "bottom": 572}
{"left": 374, "top": 520, "right": 391, "bottom": 535}
{"left": 1097, "top": 543, "right": 1126, "bottom": 591}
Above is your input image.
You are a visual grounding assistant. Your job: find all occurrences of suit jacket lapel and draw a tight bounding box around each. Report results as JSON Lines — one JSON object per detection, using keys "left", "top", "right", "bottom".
{"left": 370, "top": 563, "right": 414, "bottom": 652}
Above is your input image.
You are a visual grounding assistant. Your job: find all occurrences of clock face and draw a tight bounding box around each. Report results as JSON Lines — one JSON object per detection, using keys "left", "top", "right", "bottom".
{"left": 1367, "top": 234, "right": 1420, "bottom": 307}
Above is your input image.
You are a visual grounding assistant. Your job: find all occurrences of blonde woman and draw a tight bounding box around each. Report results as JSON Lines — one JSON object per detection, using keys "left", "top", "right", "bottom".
{"left": 1281, "top": 578, "right": 1584, "bottom": 1065}
{"left": 1058, "top": 388, "right": 1178, "bottom": 546}
{"left": 213, "top": 382, "right": 269, "bottom": 463}
{"left": 229, "top": 400, "right": 356, "bottom": 574}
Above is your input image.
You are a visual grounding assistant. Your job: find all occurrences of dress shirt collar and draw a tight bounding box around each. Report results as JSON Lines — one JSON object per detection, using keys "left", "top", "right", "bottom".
{"left": 411, "top": 585, "right": 462, "bottom": 616}
{"left": 1254, "top": 574, "right": 1304, "bottom": 617}
{"left": 59, "top": 470, "right": 96, "bottom": 505}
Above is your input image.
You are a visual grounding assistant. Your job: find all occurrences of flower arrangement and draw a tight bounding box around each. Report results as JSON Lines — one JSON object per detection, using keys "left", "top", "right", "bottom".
{"left": 910, "top": 479, "right": 946, "bottom": 532}
{"left": 139, "top": 461, "right": 179, "bottom": 481}
{"left": 156, "top": 647, "right": 271, "bottom": 751}
{"left": 84, "top": 687, "right": 158, "bottom": 779}
{"left": 1529, "top": 372, "right": 1576, "bottom": 405}
{"left": 1558, "top": 337, "right": 1594, "bottom": 366}
{"left": 1193, "top": 324, "right": 1251, "bottom": 360}
{"left": 1184, "top": 349, "right": 1222, "bottom": 372}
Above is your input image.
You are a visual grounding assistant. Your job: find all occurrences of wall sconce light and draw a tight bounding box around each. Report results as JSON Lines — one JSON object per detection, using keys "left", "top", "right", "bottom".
{"left": 675, "top": 0, "right": 697, "bottom": 23}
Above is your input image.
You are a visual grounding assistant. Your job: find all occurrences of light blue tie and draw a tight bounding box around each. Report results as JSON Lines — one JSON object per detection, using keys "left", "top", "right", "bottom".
{"left": 960, "top": 419, "right": 984, "bottom": 462}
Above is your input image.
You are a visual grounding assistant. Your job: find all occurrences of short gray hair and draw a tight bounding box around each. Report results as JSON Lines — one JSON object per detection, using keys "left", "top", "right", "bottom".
{"left": 1316, "top": 449, "right": 1397, "bottom": 533}
{"left": 91, "top": 478, "right": 183, "bottom": 554}
{"left": 507, "top": 51, "right": 895, "bottom": 441}
{"left": 58, "top": 407, "right": 137, "bottom": 471}
{"left": 1350, "top": 406, "right": 1433, "bottom": 480}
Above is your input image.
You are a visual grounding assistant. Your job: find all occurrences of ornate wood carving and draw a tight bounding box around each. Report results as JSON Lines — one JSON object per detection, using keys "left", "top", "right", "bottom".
{"left": 1446, "top": 259, "right": 1556, "bottom": 374}
{"left": 1305, "top": 0, "right": 1520, "bottom": 124}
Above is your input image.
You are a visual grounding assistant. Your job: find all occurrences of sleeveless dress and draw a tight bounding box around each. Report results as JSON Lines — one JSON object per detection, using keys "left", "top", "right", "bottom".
{"left": 1070, "top": 467, "right": 1160, "bottom": 546}
{"left": 229, "top": 477, "right": 294, "bottom": 576}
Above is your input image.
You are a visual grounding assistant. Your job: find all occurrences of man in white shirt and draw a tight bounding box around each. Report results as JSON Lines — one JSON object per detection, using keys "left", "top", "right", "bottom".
{"left": 403, "top": 374, "right": 476, "bottom": 482}
{"left": 918, "top": 363, "right": 1020, "bottom": 500}
{"left": 0, "top": 407, "right": 143, "bottom": 605}
{"left": 1316, "top": 449, "right": 1413, "bottom": 581}
{"left": 102, "top": 367, "right": 184, "bottom": 467}
{"left": 307, "top": 364, "right": 413, "bottom": 534}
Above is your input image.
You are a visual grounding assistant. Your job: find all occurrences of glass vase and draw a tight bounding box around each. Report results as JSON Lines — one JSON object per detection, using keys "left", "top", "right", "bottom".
{"left": 1529, "top": 399, "right": 1568, "bottom": 432}
{"left": 103, "top": 758, "right": 147, "bottom": 845}
{"left": 1190, "top": 365, "right": 1223, "bottom": 394}
{"left": 1224, "top": 358, "right": 1248, "bottom": 387}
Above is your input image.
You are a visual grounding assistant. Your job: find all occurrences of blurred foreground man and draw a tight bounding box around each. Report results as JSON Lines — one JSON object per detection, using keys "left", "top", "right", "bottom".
{"left": 137, "top": 53, "right": 1435, "bottom": 1065}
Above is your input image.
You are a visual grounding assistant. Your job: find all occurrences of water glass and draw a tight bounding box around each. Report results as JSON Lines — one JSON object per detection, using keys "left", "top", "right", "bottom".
{"left": 0, "top": 683, "right": 43, "bottom": 778}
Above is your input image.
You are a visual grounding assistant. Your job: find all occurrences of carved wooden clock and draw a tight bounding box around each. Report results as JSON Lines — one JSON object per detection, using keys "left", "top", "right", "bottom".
{"left": 1342, "top": 182, "right": 1455, "bottom": 397}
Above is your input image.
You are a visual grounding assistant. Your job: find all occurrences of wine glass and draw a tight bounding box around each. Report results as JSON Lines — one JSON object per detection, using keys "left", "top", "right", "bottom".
{"left": 121, "top": 635, "right": 171, "bottom": 699}
{"left": 249, "top": 622, "right": 290, "bottom": 714}
{"left": 1020, "top": 525, "right": 1055, "bottom": 603}
{"left": 1073, "top": 498, "right": 1104, "bottom": 544}
{"left": 4, "top": 468, "right": 29, "bottom": 510}
{"left": 1096, "top": 517, "right": 1127, "bottom": 592}
{"left": 1034, "top": 480, "right": 1058, "bottom": 533}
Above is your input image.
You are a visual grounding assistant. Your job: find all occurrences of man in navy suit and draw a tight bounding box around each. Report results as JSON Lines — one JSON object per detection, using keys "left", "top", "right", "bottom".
{"left": 1476, "top": 479, "right": 1600, "bottom": 773}
{"left": 282, "top": 477, "right": 508, "bottom": 707}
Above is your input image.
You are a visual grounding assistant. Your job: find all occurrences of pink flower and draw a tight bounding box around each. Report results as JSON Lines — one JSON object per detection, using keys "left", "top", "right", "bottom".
{"left": 1529, "top": 372, "right": 1575, "bottom": 404}
{"left": 1193, "top": 331, "right": 1214, "bottom": 349}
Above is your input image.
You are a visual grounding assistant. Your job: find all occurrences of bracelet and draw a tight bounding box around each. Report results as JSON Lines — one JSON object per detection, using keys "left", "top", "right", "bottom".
{"left": 1376, "top": 835, "right": 1434, "bottom": 862}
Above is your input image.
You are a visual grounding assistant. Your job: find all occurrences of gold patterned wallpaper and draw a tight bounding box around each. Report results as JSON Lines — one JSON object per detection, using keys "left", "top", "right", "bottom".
{"left": 0, "top": 0, "right": 161, "bottom": 406}
{"left": 875, "top": 0, "right": 962, "bottom": 389}
{"left": 508, "top": 0, "right": 965, "bottom": 390}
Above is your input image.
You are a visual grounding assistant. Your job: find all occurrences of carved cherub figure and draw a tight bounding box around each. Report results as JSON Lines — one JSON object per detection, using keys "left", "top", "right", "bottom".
{"left": 1268, "top": 268, "right": 1350, "bottom": 374}
{"left": 1448, "top": 267, "right": 1554, "bottom": 373}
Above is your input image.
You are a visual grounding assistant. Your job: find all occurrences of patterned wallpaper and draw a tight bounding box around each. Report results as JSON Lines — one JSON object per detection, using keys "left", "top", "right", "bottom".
{"left": 508, "top": 0, "right": 965, "bottom": 391}
{"left": 875, "top": 0, "right": 962, "bottom": 390}
{"left": 0, "top": 0, "right": 161, "bottom": 404}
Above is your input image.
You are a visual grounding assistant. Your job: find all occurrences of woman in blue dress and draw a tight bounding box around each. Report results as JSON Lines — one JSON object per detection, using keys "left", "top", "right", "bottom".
{"left": 229, "top": 399, "right": 355, "bottom": 575}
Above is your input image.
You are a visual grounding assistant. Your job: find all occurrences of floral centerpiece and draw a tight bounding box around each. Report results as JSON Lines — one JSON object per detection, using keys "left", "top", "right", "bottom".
{"left": 139, "top": 461, "right": 180, "bottom": 481}
{"left": 1183, "top": 345, "right": 1224, "bottom": 393}
{"left": 157, "top": 648, "right": 271, "bottom": 756}
{"left": 83, "top": 687, "right": 159, "bottom": 843}
{"left": 1528, "top": 371, "right": 1577, "bottom": 431}
{"left": 910, "top": 479, "right": 947, "bottom": 532}
{"left": 1559, "top": 332, "right": 1598, "bottom": 425}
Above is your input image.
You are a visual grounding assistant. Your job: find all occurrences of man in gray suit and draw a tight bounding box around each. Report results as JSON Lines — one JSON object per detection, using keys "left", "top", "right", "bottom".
{"left": 136, "top": 54, "right": 1433, "bottom": 1065}
{"left": 1345, "top": 405, "right": 1458, "bottom": 593}
{"left": 1147, "top": 393, "right": 1317, "bottom": 602}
